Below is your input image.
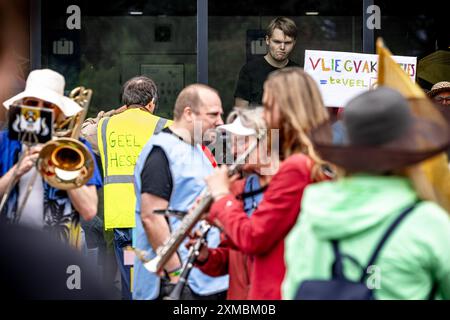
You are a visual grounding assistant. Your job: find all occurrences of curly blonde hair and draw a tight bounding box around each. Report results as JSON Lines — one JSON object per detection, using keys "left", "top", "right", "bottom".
{"left": 226, "top": 106, "right": 266, "bottom": 132}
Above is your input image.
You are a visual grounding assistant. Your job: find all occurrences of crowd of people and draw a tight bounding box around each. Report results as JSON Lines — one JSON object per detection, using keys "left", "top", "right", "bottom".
{"left": 1, "top": 16, "right": 450, "bottom": 301}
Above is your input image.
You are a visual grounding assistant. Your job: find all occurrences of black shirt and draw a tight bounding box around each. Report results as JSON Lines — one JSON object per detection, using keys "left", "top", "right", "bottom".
{"left": 140, "top": 128, "right": 182, "bottom": 201}
{"left": 234, "top": 55, "right": 299, "bottom": 105}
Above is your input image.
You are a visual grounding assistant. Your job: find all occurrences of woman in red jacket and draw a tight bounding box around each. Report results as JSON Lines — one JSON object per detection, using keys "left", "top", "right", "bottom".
{"left": 193, "top": 106, "right": 275, "bottom": 299}
{"left": 204, "top": 67, "right": 332, "bottom": 299}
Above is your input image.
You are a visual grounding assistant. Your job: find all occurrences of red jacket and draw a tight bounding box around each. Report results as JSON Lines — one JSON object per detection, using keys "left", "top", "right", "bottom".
{"left": 197, "top": 179, "right": 253, "bottom": 300}
{"left": 208, "top": 154, "right": 313, "bottom": 300}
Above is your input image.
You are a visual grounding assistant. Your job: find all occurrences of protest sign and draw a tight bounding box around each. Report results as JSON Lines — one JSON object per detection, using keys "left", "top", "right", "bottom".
{"left": 304, "top": 50, "right": 417, "bottom": 107}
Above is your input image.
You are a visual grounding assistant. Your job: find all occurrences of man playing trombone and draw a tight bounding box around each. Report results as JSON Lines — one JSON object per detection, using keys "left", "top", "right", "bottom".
{"left": 0, "top": 69, "right": 102, "bottom": 249}
{"left": 133, "top": 84, "right": 228, "bottom": 300}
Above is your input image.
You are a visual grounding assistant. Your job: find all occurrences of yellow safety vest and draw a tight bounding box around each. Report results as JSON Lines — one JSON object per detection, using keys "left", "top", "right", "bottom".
{"left": 97, "top": 108, "right": 172, "bottom": 229}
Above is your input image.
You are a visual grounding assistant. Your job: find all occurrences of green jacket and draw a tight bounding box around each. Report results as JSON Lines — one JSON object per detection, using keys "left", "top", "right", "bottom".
{"left": 283, "top": 175, "right": 450, "bottom": 300}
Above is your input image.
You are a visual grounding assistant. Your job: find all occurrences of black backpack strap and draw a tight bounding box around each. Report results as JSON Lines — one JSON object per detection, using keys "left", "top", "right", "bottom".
{"left": 331, "top": 240, "right": 344, "bottom": 278}
{"left": 428, "top": 281, "right": 438, "bottom": 300}
{"left": 331, "top": 240, "right": 364, "bottom": 279}
{"left": 360, "top": 201, "right": 419, "bottom": 282}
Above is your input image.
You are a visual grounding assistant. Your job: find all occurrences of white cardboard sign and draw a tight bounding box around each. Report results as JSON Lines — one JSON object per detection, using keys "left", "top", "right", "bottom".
{"left": 304, "top": 50, "right": 417, "bottom": 107}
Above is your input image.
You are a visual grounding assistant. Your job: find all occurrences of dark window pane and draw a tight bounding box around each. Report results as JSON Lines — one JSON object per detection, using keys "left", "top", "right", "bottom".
{"left": 374, "top": 0, "right": 448, "bottom": 89}
{"left": 41, "top": 0, "right": 196, "bottom": 119}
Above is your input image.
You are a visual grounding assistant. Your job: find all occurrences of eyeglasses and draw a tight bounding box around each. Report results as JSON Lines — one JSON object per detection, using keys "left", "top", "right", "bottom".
{"left": 22, "top": 97, "right": 59, "bottom": 110}
{"left": 21, "top": 97, "right": 62, "bottom": 120}
{"left": 433, "top": 96, "right": 450, "bottom": 103}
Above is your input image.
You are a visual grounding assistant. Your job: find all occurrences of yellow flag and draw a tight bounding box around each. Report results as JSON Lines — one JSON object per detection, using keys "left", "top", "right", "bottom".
{"left": 377, "top": 37, "right": 450, "bottom": 214}
{"left": 376, "top": 38, "right": 425, "bottom": 99}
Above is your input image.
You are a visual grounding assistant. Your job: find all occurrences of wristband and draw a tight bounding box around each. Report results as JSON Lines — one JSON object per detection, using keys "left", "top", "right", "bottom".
{"left": 166, "top": 265, "right": 182, "bottom": 277}
{"left": 168, "top": 269, "right": 181, "bottom": 277}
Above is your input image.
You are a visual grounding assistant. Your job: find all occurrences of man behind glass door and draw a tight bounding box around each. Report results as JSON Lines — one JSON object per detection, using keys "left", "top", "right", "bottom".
{"left": 234, "top": 16, "right": 299, "bottom": 107}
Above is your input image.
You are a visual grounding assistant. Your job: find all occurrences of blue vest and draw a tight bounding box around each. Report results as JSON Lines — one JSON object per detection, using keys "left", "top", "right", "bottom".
{"left": 132, "top": 131, "right": 229, "bottom": 300}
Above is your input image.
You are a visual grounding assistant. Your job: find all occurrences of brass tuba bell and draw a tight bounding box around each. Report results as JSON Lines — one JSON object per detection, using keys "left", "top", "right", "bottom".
{"left": 37, "top": 87, "right": 94, "bottom": 190}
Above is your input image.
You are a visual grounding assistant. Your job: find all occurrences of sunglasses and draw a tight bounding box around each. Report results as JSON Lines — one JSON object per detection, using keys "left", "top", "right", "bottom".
{"left": 20, "top": 98, "right": 62, "bottom": 121}
{"left": 22, "top": 97, "right": 59, "bottom": 109}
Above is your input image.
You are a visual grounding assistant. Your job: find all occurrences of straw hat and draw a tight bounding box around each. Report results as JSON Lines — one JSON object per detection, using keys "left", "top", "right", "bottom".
{"left": 427, "top": 81, "right": 450, "bottom": 99}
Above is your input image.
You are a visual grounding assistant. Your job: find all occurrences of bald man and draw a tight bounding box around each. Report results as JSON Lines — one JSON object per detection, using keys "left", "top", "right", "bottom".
{"left": 132, "top": 84, "right": 229, "bottom": 300}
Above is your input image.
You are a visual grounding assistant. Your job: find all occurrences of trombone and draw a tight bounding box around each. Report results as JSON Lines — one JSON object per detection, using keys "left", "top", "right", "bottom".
{"left": 0, "top": 86, "right": 95, "bottom": 222}
{"left": 37, "top": 86, "right": 94, "bottom": 190}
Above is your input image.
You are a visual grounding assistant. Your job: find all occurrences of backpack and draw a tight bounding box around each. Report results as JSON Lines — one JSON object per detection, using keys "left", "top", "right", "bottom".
{"left": 295, "top": 202, "right": 433, "bottom": 300}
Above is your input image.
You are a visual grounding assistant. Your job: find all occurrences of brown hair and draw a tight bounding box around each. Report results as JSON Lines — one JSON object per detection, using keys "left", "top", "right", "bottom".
{"left": 266, "top": 16, "right": 298, "bottom": 40}
{"left": 264, "top": 67, "right": 330, "bottom": 179}
{"left": 121, "top": 76, "right": 158, "bottom": 108}
{"left": 173, "top": 84, "right": 218, "bottom": 120}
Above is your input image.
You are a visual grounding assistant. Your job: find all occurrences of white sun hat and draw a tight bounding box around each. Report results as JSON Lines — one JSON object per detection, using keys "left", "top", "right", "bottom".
{"left": 3, "top": 69, "right": 82, "bottom": 117}
{"left": 217, "top": 116, "right": 256, "bottom": 136}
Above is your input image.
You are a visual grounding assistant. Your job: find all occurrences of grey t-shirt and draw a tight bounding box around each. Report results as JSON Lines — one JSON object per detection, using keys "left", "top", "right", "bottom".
{"left": 18, "top": 166, "right": 44, "bottom": 229}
